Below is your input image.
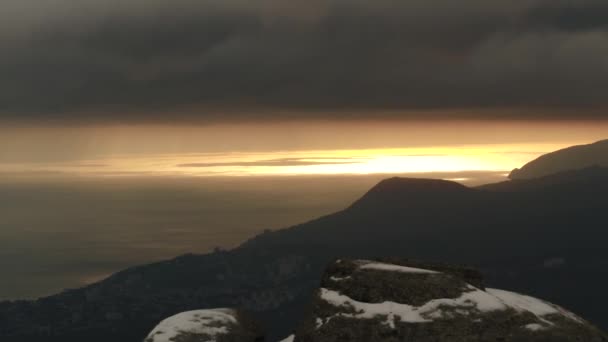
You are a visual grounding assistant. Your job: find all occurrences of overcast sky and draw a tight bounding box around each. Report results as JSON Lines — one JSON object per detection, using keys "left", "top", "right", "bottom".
{"left": 1, "top": 0, "right": 608, "bottom": 123}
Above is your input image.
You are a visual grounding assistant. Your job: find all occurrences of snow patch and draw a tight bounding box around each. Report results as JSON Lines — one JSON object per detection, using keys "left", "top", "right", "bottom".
{"left": 357, "top": 260, "right": 439, "bottom": 274}
{"left": 319, "top": 285, "right": 583, "bottom": 330}
{"left": 525, "top": 323, "right": 546, "bottom": 331}
{"left": 145, "top": 309, "right": 237, "bottom": 342}
{"left": 488, "top": 289, "right": 583, "bottom": 324}
{"left": 319, "top": 286, "right": 506, "bottom": 328}
{"left": 278, "top": 334, "right": 295, "bottom": 342}
{"left": 320, "top": 288, "right": 427, "bottom": 327}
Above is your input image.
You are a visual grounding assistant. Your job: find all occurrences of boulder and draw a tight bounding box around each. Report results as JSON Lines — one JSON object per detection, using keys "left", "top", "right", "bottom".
{"left": 144, "top": 308, "right": 264, "bottom": 342}
{"left": 293, "top": 259, "right": 608, "bottom": 342}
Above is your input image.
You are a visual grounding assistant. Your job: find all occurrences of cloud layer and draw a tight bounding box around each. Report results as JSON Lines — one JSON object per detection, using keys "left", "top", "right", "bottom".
{"left": 2, "top": 0, "right": 608, "bottom": 122}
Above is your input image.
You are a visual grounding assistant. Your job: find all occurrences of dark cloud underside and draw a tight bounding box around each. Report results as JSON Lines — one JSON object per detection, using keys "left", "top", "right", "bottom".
{"left": 2, "top": 0, "right": 608, "bottom": 122}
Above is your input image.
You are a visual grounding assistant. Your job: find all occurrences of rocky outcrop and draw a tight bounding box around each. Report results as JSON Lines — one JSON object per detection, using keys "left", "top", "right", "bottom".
{"left": 509, "top": 139, "right": 608, "bottom": 180}
{"left": 292, "top": 259, "right": 608, "bottom": 342}
{"left": 144, "top": 308, "right": 263, "bottom": 342}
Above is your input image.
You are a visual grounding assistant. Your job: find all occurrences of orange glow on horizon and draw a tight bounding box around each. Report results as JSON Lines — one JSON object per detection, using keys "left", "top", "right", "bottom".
{"left": 0, "top": 120, "right": 606, "bottom": 180}
{"left": 0, "top": 143, "right": 577, "bottom": 178}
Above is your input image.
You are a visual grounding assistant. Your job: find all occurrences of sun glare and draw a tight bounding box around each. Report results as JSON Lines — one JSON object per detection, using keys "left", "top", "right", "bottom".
{"left": 152, "top": 144, "right": 568, "bottom": 176}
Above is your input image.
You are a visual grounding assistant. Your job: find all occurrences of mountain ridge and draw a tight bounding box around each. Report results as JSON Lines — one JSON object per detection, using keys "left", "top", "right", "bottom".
{"left": 481, "top": 165, "right": 608, "bottom": 192}
{"left": 349, "top": 177, "right": 473, "bottom": 210}
{"left": 2, "top": 162, "right": 608, "bottom": 341}
{"left": 510, "top": 139, "right": 608, "bottom": 180}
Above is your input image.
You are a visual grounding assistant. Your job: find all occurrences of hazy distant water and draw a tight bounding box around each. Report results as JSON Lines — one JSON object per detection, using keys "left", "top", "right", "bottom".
{"left": 0, "top": 172, "right": 506, "bottom": 300}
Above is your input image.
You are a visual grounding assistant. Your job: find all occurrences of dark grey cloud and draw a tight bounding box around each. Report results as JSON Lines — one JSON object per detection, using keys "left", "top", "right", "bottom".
{"left": 527, "top": 1, "right": 608, "bottom": 31}
{"left": 1, "top": 0, "right": 608, "bottom": 122}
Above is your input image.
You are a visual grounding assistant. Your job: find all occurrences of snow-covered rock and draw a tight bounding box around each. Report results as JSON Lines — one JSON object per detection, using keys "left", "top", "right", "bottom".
{"left": 278, "top": 335, "right": 295, "bottom": 342}
{"left": 144, "top": 308, "right": 263, "bottom": 342}
{"left": 293, "top": 259, "right": 608, "bottom": 341}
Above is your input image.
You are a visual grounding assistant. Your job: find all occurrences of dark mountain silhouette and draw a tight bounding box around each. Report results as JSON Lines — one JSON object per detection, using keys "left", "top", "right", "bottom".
{"left": 349, "top": 177, "right": 473, "bottom": 209}
{"left": 510, "top": 139, "right": 608, "bottom": 180}
{"left": 482, "top": 165, "right": 608, "bottom": 192}
{"left": 1, "top": 169, "right": 608, "bottom": 341}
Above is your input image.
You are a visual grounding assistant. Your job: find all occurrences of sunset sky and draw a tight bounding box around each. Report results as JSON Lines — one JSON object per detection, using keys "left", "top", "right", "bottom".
{"left": 1, "top": 0, "right": 608, "bottom": 179}
{"left": 0, "top": 121, "right": 606, "bottom": 179}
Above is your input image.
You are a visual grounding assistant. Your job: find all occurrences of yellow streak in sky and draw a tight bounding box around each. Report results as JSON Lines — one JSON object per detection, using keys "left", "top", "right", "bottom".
{"left": 0, "top": 143, "right": 572, "bottom": 178}
{"left": 167, "top": 143, "right": 567, "bottom": 176}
